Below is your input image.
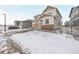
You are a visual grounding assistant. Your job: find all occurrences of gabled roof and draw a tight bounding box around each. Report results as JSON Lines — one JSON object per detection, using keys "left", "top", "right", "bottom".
{"left": 55, "top": 8, "right": 62, "bottom": 18}
{"left": 42, "top": 6, "right": 62, "bottom": 18}
{"left": 34, "top": 6, "right": 62, "bottom": 19}
{"left": 69, "top": 6, "right": 79, "bottom": 17}
{"left": 42, "top": 6, "right": 56, "bottom": 14}
{"left": 69, "top": 7, "right": 74, "bottom": 17}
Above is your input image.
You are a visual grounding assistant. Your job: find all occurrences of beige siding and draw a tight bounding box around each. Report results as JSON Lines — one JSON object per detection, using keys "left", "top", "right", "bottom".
{"left": 40, "top": 16, "right": 54, "bottom": 25}
{"left": 32, "top": 23, "right": 39, "bottom": 29}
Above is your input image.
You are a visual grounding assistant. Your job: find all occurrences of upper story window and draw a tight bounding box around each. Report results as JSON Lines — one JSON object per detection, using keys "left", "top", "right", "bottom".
{"left": 48, "top": 12, "right": 52, "bottom": 15}
{"left": 17, "top": 22, "right": 19, "bottom": 26}
{"left": 54, "top": 16, "right": 57, "bottom": 19}
{"left": 49, "top": 12, "right": 52, "bottom": 14}
{"left": 45, "top": 19, "right": 49, "bottom": 24}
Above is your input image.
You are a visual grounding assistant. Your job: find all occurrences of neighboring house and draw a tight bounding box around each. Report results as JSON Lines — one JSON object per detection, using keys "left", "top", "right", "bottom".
{"left": 14, "top": 20, "right": 33, "bottom": 29}
{"left": 69, "top": 6, "right": 79, "bottom": 33}
{"left": 64, "top": 21, "right": 69, "bottom": 27}
{"left": 63, "top": 21, "right": 70, "bottom": 33}
{"left": 32, "top": 6, "right": 62, "bottom": 31}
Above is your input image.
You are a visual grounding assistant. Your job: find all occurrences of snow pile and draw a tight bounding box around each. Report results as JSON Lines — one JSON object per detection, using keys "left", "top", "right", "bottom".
{"left": 10, "top": 30, "right": 79, "bottom": 54}
{"left": 0, "top": 36, "right": 8, "bottom": 54}
{"left": 0, "top": 34, "right": 28, "bottom": 54}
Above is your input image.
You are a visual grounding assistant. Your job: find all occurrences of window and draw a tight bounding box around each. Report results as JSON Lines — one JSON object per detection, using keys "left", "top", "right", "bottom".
{"left": 45, "top": 19, "right": 49, "bottom": 24}
{"left": 17, "top": 22, "right": 19, "bottom": 26}
{"left": 49, "top": 12, "right": 52, "bottom": 14}
{"left": 48, "top": 12, "right": 52, "bottom": 16}
{"left": 53, "top": 16, "right": 57, "bottom": 19}
{"left": 59, "top": 22, "right": 61, "bottom": 26}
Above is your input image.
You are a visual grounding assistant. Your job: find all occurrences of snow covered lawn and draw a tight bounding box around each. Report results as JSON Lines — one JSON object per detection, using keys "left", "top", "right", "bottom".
{"left": 10, "top": 30, "right": 79, "bottom": 54}
{"left": 0, "top": 34, "right": 27, "bottom": 54}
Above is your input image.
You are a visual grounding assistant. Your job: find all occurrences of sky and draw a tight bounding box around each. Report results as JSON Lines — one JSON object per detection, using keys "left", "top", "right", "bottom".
{"left": 0, "top": 5, "right": 74, "bottom": 25}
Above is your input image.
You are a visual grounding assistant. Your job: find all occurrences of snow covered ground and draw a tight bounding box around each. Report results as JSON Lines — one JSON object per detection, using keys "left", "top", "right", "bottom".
{"left": 0, "top": 35, "right": 10, "bottom": 54}
{"left": 10, "top": 30, "right": 79, "bottom": 54}
{"left": 0, "top": 34, "right": 28, "bottom": 54}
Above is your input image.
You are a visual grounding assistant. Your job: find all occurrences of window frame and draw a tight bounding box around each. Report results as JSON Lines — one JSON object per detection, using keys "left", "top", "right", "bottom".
{"left": 45, "top": 19, "right": 49, "bottom": 24}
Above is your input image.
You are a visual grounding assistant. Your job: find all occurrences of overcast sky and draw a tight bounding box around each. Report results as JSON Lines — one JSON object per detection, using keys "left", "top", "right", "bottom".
{"left": 0, "top": 5, "right": 74, "bottom": 25}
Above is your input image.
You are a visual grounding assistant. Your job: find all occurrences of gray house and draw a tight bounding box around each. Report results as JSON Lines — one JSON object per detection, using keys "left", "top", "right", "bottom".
{"left": 69, "top": 6, "right": 79, "bottom": 33}
{"left": 14, "top": 20, "right": 33, "bottom": 29}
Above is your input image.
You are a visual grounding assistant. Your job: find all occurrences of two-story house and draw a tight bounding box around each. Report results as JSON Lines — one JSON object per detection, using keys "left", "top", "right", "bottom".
{"left": 69, "top": 6, "right": 79, "bottom": 33}
{"left": 32, "top": 6, "right": 62, "bottom": 31}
